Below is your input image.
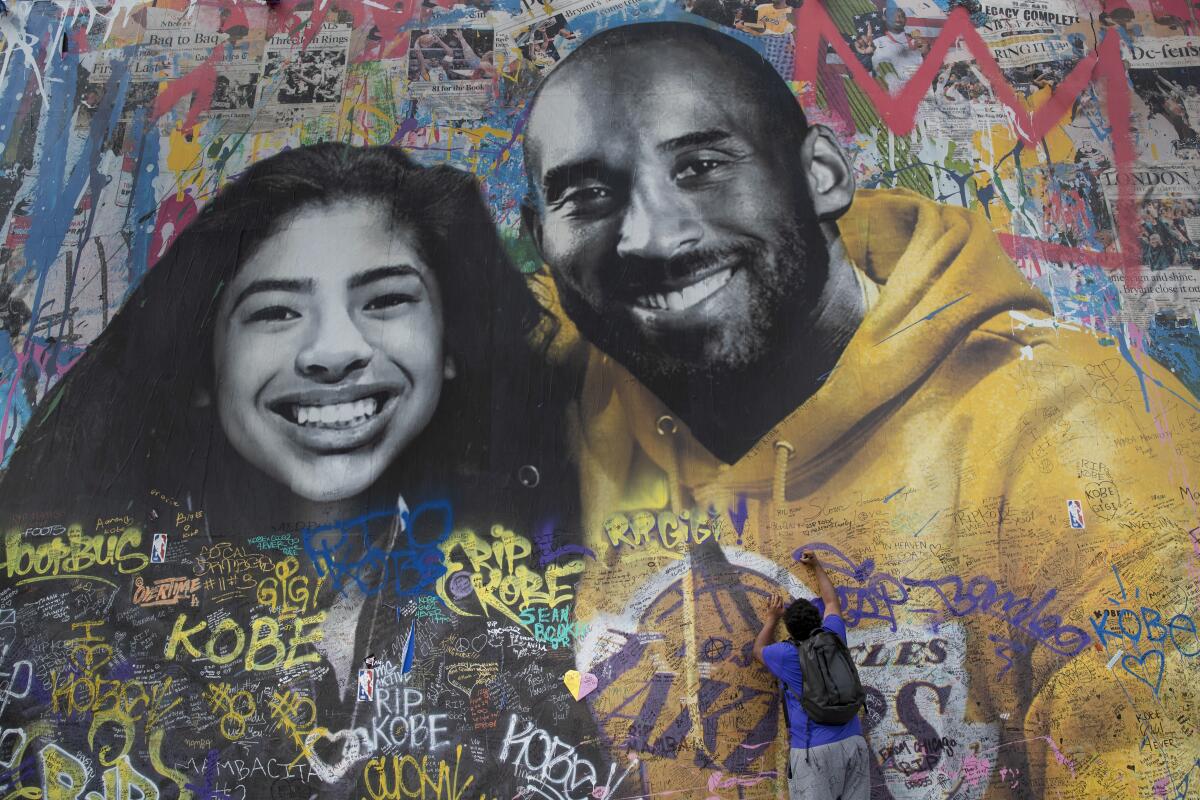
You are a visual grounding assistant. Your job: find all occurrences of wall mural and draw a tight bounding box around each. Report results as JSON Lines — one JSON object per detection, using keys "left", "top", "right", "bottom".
{"left": 0, "top": 0, "right": 1198, "bottom": 796}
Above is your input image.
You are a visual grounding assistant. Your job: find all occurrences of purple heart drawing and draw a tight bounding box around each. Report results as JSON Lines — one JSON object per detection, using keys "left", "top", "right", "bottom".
{"left": 1121, "top": 650, "right": 1165, "bottom": 695}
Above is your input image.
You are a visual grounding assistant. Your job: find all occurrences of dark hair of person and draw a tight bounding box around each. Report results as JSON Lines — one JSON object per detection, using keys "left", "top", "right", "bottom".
{"left": 0, "top": 143, "right": 576, "bottom": 530}
{"left": 783, "top": 597, "right": 823, "bottom": 641}
{"left": 523, "top": 21, "right": 810, "bottom": 198}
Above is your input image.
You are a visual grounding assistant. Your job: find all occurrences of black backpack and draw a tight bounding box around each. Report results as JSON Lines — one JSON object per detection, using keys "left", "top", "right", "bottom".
{"left": 781, "top": 627, "right": 865, "bottom": 726}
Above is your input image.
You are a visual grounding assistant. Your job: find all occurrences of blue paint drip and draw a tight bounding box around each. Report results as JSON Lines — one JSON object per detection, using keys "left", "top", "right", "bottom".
{"left": 14, "top": 29, "right": 131, "bottom": 361}
{"left": 1115, "top": 329, "right": 1152, "bottom": 413}
{"left": 1117, "top": 327, "right": 1200, "bottom": 415}
{"left": 0, "top": 37, "right": 31, "bottom": 139}
{"left": 0, "top": 330, "right": 31, "bottom": 464}
{"left": 911, "top": 509, "right": 940, "bottom": 537}
{"left": 401, "top": 620, "right": 416, "bottom": 675}
{"left": 1146, "top": 315, "right": 1200, "bottom": 404}
{"left": 125, "top": 106, "right": 159, "bottom": 282}
{"left": 875, "top": 293, "right": 971, "bottom": 346}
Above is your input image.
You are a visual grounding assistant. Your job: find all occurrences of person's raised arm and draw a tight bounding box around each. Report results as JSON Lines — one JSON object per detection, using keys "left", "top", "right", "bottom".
{"left": 752, "top": 595, "right": 784, "bottom": 664}
{"left": 455, "top": 30, "right": 482, "bottom": 68}
{"left": 798, "top": 551, "right": 842, "bottom": 619}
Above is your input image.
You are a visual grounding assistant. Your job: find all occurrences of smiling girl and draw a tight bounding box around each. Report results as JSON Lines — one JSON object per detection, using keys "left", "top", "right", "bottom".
{"left": 0, "top": 143, "right": 573, "bottom": 532}
{"left": 0, "top": 143, "right": 590, "bottom": 798}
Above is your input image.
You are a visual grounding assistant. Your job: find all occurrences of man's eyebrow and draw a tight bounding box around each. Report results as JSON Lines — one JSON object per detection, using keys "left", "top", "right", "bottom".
{"left": 541, "top": 158, "right": 610, "bottom": 202}
{"left": 348, "top": 265, "right": 425, "bottom": 289}
{"left": 657, "top": 128, "right": 734, "bottom": 153}
{"left": 230, "top": 278, "right": 314, "bottom": 313}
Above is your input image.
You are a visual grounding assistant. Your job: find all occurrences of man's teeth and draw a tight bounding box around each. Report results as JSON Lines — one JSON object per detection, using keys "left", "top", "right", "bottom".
{"left": 293, "top": 397, "right": 379, "bottom": 427}
{"left": 637, "top": 268, "right": 734, "bottom": 311}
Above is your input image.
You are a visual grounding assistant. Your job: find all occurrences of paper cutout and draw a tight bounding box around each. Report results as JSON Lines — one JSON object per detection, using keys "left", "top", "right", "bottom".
{"left": 563, "top": 669, "right": 598, "bottom": 701}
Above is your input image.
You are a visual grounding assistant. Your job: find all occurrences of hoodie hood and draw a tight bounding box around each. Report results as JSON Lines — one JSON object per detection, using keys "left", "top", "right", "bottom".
{"left": 545, "top": 188, "right": 1052, "bottom": 517}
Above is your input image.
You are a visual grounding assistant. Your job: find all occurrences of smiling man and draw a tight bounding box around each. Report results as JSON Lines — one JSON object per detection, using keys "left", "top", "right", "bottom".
{"left": 522, "top": 22, "right": 863, "bottom": 464}
{"left": 521, "top": 21, "right": 1200, "bottom": 799}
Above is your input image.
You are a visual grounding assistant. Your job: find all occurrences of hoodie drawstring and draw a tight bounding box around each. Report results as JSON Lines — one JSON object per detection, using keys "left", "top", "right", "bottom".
{"left": 773, "top": 440, "right": 794, "bottom": 507}
{"left": 657, "top": 415, "right": 684, "bottom": 514}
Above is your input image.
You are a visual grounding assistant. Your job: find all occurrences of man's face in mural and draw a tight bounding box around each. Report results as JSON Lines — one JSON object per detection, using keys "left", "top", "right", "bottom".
{"left": 211, "top": 201, "right": 450, "bottom": 503}
{"left": 523, "top": 42, "right": 833, "bottom": 386}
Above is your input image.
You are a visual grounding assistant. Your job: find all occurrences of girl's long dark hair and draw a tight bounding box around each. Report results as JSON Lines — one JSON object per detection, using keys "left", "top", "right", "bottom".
{"left": 0, "top": 143, "right": 577, "bottom": 532}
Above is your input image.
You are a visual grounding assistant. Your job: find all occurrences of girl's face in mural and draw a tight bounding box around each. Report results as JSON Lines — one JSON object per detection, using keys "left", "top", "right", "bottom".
{"left": 211, "top": 201, "right": 452, "bottom": 503}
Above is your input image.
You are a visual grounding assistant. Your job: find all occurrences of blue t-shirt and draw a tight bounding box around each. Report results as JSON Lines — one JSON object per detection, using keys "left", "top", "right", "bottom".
{"left": 762, "top": 614, "right": 864, "bottom": 748}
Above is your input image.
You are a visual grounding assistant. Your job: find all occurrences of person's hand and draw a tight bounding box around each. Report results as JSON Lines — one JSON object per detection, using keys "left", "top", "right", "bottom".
{"left": 765, "top": 594, "right": 785, "bottom": 621}
{"left": 797, "top": 551, "right": 820, "bottom": 568}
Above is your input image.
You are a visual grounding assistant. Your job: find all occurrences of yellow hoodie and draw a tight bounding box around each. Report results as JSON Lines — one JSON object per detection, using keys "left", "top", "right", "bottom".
{"left": 545, "top": 189, "right": 1200, "bottom": 799}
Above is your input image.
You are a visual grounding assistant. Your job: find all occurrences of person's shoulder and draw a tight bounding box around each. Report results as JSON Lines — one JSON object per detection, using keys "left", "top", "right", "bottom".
{"left": 760, "top": 640, "right": 792, "bottom": 666}
{"left": 822, "top": 613, "right": 849, "bottom": 637}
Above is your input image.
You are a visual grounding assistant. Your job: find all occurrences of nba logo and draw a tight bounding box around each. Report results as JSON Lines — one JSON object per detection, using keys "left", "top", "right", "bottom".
{"left": 357, "top": 668, "right": 374, "bottom": 702}
{"left": 150, "top": 533, "right": 168, "bottom": 563}
{"left": 1067, "top": 500, "right": 1085, "bottom": 529}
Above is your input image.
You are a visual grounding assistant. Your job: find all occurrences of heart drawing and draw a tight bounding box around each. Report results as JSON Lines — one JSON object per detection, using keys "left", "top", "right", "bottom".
{"left": 304, "top": 726, "right": 367, "bottom": 782}
{"left": 563, "top": 669, "right": 599, "bottom": 701}
{"left": 1121, "top": 650, "right": 1165, "bottom": 696}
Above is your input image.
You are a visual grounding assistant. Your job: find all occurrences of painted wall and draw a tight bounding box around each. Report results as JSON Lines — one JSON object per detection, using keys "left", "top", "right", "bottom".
{"left": 0, "top": 0, "right": 1198, "bottom": 798}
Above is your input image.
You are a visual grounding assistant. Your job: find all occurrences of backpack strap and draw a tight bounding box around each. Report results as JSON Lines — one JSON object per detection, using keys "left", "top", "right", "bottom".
{"left": 790, "top": 636, "right": 816, "bottom": 763}
{"left": 778, "top": 681, "right": 792, "bottom": 780}
{"left": 778, "top": 638, "right": 811, "bottom": 779}
{"left": 783, "top": 637, "right": 806, "bottom": 705}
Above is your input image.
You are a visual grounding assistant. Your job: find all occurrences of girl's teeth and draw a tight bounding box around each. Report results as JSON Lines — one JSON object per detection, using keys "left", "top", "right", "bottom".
{"left": 292, "top": 398, "right": 382, "bottom": 427}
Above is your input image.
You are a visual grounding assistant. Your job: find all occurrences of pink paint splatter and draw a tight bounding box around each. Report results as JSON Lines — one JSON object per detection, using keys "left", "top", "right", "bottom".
{"left": 701, "top": 770, "right": 777, "bottom": 799}
{"left": 1043, "top": 736, "right": 1076, "bottom": 779}
{"left": 960, "top": 753, "right": 993, "bottom": 789}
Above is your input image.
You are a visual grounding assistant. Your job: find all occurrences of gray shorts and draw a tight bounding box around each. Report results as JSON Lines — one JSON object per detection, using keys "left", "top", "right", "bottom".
{"left": 788, "top": 735, "right": 870, "bottom": 800}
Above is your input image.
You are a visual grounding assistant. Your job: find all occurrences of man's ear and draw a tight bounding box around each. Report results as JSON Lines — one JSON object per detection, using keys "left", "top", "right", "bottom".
{"left": 443, "top": 355, "right": 457, "bottom": 381}
{"left": 799, "top": 125, "right": 855, "bottom": 222}
{"left": 520, "top": 200, "right": 546, "bottom": 258}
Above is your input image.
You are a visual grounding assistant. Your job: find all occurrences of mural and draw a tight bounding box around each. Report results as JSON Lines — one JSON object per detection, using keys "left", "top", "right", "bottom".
{"left": 0, "top": 0, "right": 1198, "bottom": 796}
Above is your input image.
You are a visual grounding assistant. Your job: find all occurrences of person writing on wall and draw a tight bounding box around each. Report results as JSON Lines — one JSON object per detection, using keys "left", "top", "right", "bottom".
{"left": 754, "top": 553, "right": 869, "bottom": 800}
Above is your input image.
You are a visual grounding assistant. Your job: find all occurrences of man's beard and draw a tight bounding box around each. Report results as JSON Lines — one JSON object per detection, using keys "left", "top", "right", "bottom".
{"left": 555, "top": 214, "right": 830, "bottom": 390}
